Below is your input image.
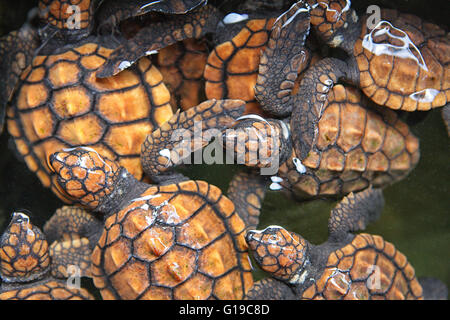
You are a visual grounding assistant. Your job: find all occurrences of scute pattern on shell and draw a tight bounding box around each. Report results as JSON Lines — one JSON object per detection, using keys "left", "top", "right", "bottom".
{"left": 302, "top": 234, "right": 423, "bottom": 300}
{"left": 0, "top": 280, "right": 94, "bottom": 300}
{"left": 355, "top": 9, "right": 450, "bottom": 111}
{"left": 279, "top": 85, "right": 420, "bottom": 199}
{"left": 91, "top": 180, "right": 253, "bottom": 300}
{"left": 7, "top": 42, "right": 173, "bottom": 202}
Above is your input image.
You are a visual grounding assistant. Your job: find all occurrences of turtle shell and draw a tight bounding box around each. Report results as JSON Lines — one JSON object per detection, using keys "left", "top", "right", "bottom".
{"left": 301, "top": 233, "right": 423, "bottom": 300}
{"left": 6, "top": 42, "right": 173, "bottom": 202}
{"left": 354, "top": 9, "right": 450, "bottom": 111}
{"left": 0, "top": 279, "right": 94, "bottom": 300}
{"left": 91, "top": 180, "right": 253, "bottom": 300}
{"left": 279, "top": 84, "right": 420, "bottom": 199}
{"left": 204, "top": 18, "right": 276, "bottom": 115}
{"left": 155, "top": 38, "right": 208, "bottom": 111}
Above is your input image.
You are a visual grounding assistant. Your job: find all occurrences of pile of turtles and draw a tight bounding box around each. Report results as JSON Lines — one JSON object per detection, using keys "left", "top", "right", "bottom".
{"left": 0, "top": 0, "right": 448, "bottom": 300}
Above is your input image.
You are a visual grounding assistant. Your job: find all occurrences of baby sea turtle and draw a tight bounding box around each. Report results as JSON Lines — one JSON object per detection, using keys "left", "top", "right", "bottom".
{"left": 286, "top": 1, "right": 449, "bottom": 159}
{"left": 222, "top": 4, "right": 419, "bottom": 199}
{"left": 1, "top": 0, "right": 177, "bottom": 201}
{"left": 97, "top": 2, "right": 222, "bottom": 78}
{"left": 0, "top": 212, "right": 94, "bottom": 300}
{"left": 46, "top": 146, "right": 268, "bottom": 300}
{"left": 245, "top": 188, "right": 447, "bottom": 300}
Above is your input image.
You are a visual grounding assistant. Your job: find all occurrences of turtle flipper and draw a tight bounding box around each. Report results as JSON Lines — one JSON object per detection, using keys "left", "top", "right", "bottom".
{"left": 0, "top": 23, "right": 39, "bottom": 132}
{"left": 44, "top": 206, "right": 102, "bottom": 249}
{"left": 227, "top": 169, "right": 268, "bottom": 230}
{"left": 97, "top": 0, "right": 206, "bottom": 34}
{"left": 254, "top": 2, "right": 311, "bottom": 117}
{"left": 419, "top": 277, "right": 448, "bottom": 300}
{"left": 44, "top": 206, "right": 103, "bottom": 278}
{"left": 328, "top": 187, "right": 384, "bottom": 242}
{"left": 97, "top": 5, "right": 221, "bottom": 78}
{"left": 141, "top": 99, "right": 245, "bottom": 178}
{"left": 48, "top": 233, "right": 93, "bottom": 279}
{"left": 245, "top": 278, "right": 296, "bottom": 300}
{"left": 290, "top": 57, "right": 349, "bottom": 160}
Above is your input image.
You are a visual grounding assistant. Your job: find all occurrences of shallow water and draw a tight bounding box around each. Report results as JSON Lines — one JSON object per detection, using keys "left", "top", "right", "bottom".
{"left": 0, "top": 0, "right": 448, "bottom": 296}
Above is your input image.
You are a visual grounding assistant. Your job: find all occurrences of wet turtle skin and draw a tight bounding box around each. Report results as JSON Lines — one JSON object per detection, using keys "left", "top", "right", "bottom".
{"left": 0, "top": 212, "right": 94, "bottom": 300}
{"left": 48, "top": 148, "right": 254, "bottom": 300}
{"left": 279, "top": 85, "right": 420, "bottom": 199}
{"left": 6, "top": 42, "right": 173, "bottom": 202}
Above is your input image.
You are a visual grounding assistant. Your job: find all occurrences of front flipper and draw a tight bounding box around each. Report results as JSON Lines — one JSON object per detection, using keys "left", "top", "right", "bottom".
{"left": 245, "top": 278, "right": 296, "bottom": 300}
{"left": 290, "top": 57, "right": 349, "bottom": 160}
{"left": 328, "top": 187, "right": 384, "bottom": 242}
{"left": 141, "top": 99, "right": 245, "bottom": 178}
{"left": 0, "top": 23, "right": 39, "bottom": 132}
{"left": 97, "top": 5, "right": 221, "bottom": 78}
{"left": 44, "top": 206, "right": 103, "bottom": 278}
{"left": 227, "top": 169, "right": 268, "bottom": 230}
{"left": 255, "top": 2, "right": 311, "bottom": 117}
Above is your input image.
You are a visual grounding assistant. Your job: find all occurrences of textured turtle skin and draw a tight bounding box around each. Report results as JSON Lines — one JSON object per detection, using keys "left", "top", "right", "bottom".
{"left": 0, "top": 215, "right": 50, "bottom": 282}
{"left": 301, "top": 234, "right": 423, "bottom": 300}
{"left": 6, "top": 42, "right": 173, "bottom": 202}
{"left": 0, "top": 280, "right": 94, "bottom": 300}
{"left": 155, "top": 38, "right": 208, "bottom": 110}
{"left": 90, "top": 180, "right": 253, "bottom": 300}
{"left": 97, "top": 4, "right": 221, "bottom": 78}
{"left": 281, "top": 85, "right": 420, "bottom": 199}
{"left": 204, "top": 18, "right": 276, "bottom": 115}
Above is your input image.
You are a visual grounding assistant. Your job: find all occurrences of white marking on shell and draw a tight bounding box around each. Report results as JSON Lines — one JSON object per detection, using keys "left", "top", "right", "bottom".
{"left": 223, "top": 13, "right": 249, "bottom": 24}
{"left": 362, "top": 20, "right": 428, "bottom": 71}
{"left": 409, "top": 88, "right": 440, "bottom": 103}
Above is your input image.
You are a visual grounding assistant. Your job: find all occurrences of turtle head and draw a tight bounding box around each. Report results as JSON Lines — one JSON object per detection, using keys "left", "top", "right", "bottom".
{"left": 246, "top": 226, "right": 311, "bottom": 285}
{"left": 38, "top": 0, "right": 95, "bottom": 43}
{"left": 0, "top": 212, "right": 50, "bottom": 283}
{"left": 49, "top": 147, "right": 122, "bottom": 211}
{"left": 308, "top": 0, "right": 360, "bottom": 52}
